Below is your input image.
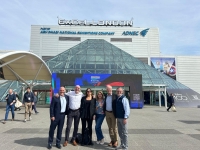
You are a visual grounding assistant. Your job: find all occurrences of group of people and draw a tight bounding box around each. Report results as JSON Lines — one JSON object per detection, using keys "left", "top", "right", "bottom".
{"left": 2, "top": 87, "right": 39, "bottom": 124}
{"left": 48, "top": 85, "right": 130, "bottom": 150}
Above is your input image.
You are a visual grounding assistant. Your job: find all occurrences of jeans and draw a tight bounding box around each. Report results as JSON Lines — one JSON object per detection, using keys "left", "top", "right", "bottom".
{"left": 32, "top": 103, "right": 38, "bottom": 113}
{"left": 95, "top": 114, "right": 105, "bottom": 141}
{"left": 5, "top": 104, "right": 15, "bottom": 120}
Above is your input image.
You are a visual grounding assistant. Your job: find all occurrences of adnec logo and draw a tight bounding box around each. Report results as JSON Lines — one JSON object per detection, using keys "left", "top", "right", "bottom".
{"left": 122, "top": 28, "right": 149, "bottom": 37}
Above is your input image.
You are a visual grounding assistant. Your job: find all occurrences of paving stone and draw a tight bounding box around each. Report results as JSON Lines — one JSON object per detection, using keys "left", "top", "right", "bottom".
{"left": 0, "top": 106, "right": 200, "bottom": 149}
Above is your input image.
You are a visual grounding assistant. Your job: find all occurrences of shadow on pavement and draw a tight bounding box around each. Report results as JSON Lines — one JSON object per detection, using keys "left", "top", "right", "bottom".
{"left": 14, "top": 137, "right": 115, "bottom": 149}
{"left": 154, "top": 110, "right": 167, "bottom": 112}
{"left": 14, "top": 137, "right": 47, "bottom": 148}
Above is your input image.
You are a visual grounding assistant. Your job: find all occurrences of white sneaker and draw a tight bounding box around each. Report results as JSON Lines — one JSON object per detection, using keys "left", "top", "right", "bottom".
{"left": 100, "top": 138, "right": 104, "bottom": 145}
{"left": 29, "top": 117, "right": 32, "bottom": 121}
{"left": 96, "top": 141, "right": 100, "bottom": 144}
{"left": 24, "top": 119, "right": 26, "bottom": 122}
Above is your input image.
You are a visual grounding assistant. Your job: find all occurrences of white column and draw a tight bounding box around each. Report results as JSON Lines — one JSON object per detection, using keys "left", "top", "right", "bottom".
{"left": 164, "top": 86, "right": 167, "bottom": 108}
{"left": 21, "top": 86, "right": 25, "bottom": 103}
{"left": 158, "top": 86, "right": 161, "bottom": 107}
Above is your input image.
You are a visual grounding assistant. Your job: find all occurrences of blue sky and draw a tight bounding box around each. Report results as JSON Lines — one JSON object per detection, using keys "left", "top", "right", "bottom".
{"left": 0, "top": 0, "right": 200, "bottom": 55}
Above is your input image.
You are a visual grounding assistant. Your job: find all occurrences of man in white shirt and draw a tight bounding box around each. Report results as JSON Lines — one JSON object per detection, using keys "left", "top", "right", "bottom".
{"left": 63, "top": 85, "right": 84, "bottom": 147}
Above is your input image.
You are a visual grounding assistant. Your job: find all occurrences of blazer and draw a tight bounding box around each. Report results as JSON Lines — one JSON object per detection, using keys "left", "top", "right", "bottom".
{"left": 103, "top": 94, "right": 117, "bottom": 112}
{"left": 50, "top": 95, "right": 69, "bottom": 120}
{"left": 80, "top": 96, "right": 96, "bottom": 119}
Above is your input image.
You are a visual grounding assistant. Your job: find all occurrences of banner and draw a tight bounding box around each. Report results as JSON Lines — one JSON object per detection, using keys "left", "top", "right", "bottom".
{"left": 167, "top": 89, "right": 200, "bottom": 107}
{"left": 150, "top": 57, "right": 176, "bottom": 80}
{"left": 52, "top": 73, "right": 143, "bottom": 108}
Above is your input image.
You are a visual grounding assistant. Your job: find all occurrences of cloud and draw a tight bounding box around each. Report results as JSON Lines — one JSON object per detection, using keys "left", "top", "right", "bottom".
{"left": 0, "top": 0, "right": 199, "bottom": 55}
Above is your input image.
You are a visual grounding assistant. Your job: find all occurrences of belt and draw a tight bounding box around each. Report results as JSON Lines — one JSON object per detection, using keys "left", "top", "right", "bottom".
{"left": 106, "top": 110, "right": 113, "bottom": 113}
{"left": 70, "top": 108, "right": 80, "bottom": 112}
{"left": 60, "top": 112, "right": 65, "bottom": 114}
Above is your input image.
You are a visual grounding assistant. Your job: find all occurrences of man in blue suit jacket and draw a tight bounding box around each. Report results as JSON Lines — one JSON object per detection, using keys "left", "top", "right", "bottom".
{"left": 48, "top": 87, "right": 69, "bottom": 149}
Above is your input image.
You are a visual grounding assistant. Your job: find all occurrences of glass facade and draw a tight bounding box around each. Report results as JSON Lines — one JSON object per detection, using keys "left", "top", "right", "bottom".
{"left": 0, "top": 81, "right": 22, "bottom": 101}
{"left": 46, "top": 39, "right": 189, "bottom": 89}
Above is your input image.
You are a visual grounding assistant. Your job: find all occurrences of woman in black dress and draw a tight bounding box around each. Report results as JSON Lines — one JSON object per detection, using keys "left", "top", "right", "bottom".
{"left": 80, "top": 88, "right": 96, "bottom": 145}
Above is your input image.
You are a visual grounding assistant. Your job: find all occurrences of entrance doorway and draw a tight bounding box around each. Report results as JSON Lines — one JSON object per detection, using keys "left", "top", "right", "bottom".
{"left": 143, "top": 85, "right": 167, "bottom": 107}
{"left": 144, "top": 91, "right": 165, "bottom": 106}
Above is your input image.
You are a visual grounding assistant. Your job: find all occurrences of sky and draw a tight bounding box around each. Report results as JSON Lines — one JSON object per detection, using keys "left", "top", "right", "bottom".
{"left": 0, "top": 0, "right": 200, "bottom": 56}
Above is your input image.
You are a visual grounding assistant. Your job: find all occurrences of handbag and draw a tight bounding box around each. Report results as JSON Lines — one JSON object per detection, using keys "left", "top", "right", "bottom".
{"left": 15, "top": 100, "right": 22, "bottom": 108}
{"left": 171, "top": 105, "right": 176, "bottom": 112}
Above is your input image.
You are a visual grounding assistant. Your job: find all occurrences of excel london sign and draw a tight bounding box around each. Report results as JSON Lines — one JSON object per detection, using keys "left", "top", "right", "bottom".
{"left": 58, "top": 19, "right": 133, "bottom": 27}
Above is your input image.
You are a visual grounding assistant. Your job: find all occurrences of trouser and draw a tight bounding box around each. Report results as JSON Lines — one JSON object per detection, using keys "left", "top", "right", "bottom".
{"left": 117, "top": 118, "right": 128, "bottom": 148}
{"left": 105, "top": 111, "right": 118, "bottom": 142}
{"left": 5, "top": 104, "right": 15, "bottom": 120}
{"left": 95, "top": 114, "right": 105, "bottom": 141}
{"left": 24, "top": 102, "right": 32, "bottom": 119}
{"left": 32, "top": 103, "right": 38, "bottom": 113}
{"left": 48, "top": 113, "right": 65, "bottom": 145}
{"left": 167, "top": 103, "right": 173, "bottom": 111}
{"left": 81, "top": 118, "right": 93, "bottom": 140}
{"left": 65, "top": 109, "right": 80, "bottom": 141}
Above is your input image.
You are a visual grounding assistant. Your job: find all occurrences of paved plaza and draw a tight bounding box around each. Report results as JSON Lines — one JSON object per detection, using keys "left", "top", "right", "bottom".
{"left": 1, "top": 106, "right": 200, "bottom": 150}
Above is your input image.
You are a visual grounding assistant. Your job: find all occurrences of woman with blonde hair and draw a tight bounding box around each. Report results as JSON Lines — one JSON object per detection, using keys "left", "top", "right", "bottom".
{"left": 95, "top": 91, "right": 105, "bottom": 145}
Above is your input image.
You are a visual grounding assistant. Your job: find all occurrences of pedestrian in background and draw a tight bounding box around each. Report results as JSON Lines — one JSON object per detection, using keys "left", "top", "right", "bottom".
{"left": 113, "top": 87, "right": 130, "bottom": 150}
{"left": 2, "top": 89, "right": 16, "bottom": 124}
{"left": 23, "top": 87, "right": 34, "bottom": 122}
{"left": 32, "top": 92, "right": 39, "bottom": 114}
{"left": 14, "top": 92, "right": 21, "bottom": 111}
{"left": 95, "top": 91, "right": 105, "bottom": 145}
{"left": 167, "top": 93, "right": 175, "bottom": 112}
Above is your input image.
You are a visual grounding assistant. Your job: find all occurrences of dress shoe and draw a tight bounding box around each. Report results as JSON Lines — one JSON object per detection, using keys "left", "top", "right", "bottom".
{"left": 56, "top": 144, "right": 61, "bottom": 149}
{"left": 81, "top": 141, "right": 85, "bottom": 146}
{"left": 112, "top": 141, "right": 118, "bottom": 147}
{"left": 63, "top": 141, "right": 68, "bottom": 147}
{"left": 47, "top": 143, "right": 52, "bottom": 149}
{"left": 11, "top": 118, "right": 14, "bottom": 121}
{"left": 108, "top": 141, "right": 113, "bottom": 146}
{"left": 89, "top": 140, "right": 94, "bottom": 145}
{"left": 72, "top": 140, "right": 78, "bottom": 146}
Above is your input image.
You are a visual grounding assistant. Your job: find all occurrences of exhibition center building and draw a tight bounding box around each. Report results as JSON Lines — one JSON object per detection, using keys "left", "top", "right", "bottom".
{"left": 1, "top": 19, "right": 200, "bottom": 108}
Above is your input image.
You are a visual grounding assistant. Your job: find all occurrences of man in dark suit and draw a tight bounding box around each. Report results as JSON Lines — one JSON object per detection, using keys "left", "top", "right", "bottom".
{"left": 47, "top": 87, "right": 69, "bottom": 149}
{"left": 167, "top": 93, "right": 175, "bottom": 112}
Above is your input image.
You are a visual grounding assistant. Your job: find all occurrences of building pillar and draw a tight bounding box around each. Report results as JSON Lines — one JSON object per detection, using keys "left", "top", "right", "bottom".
{"left": 164, "top": 86, "right": 167, "bottom": 108}
{"left": 21, "top": 86, "right": 25, "bottom": 102}
{"left": 158, "top": 86, "right": 161, "bottom": 107}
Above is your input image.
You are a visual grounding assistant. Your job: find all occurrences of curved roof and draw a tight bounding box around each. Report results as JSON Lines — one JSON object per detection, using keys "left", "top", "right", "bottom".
{"left": 0, "top": 51, "right": 51, "bottom": 81}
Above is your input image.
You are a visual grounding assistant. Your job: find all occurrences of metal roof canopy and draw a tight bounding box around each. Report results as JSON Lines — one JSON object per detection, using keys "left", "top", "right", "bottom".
{"left": 0, "top": 51, "right": 51, "bottom": 86}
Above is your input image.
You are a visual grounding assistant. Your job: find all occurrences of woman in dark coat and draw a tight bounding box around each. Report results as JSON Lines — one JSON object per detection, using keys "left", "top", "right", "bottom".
{"left": 80, "top": 88, "right": 96, "bottom": 145}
